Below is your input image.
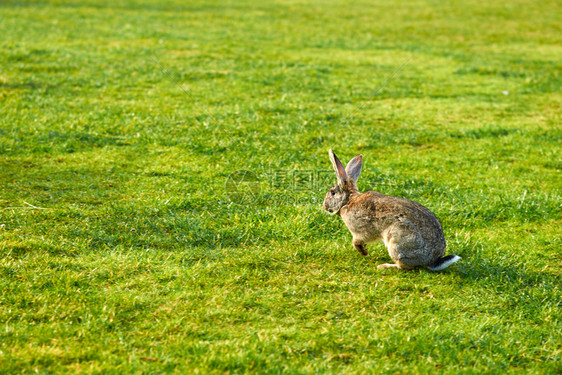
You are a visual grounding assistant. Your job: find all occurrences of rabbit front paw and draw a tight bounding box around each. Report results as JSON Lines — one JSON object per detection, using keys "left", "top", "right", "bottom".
{"left": 353, "top": 240, "right": 369, "bottom": 256}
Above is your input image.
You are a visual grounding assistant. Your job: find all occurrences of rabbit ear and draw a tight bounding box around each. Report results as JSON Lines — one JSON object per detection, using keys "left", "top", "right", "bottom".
{"left": 345, "top": 154, "right": 362, "bottom": 182}
{"left": 329, "top": 149, "right": 347, "bottom": 185}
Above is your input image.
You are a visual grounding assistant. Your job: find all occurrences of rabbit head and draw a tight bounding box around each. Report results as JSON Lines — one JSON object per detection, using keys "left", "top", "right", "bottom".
{"left": 323, "top": 149, "right": 362, "bottom": 215}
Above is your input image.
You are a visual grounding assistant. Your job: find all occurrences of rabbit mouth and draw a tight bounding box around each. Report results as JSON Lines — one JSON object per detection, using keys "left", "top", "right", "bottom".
{"left": 324, "top": 207, "right": 339, "bottom": 215}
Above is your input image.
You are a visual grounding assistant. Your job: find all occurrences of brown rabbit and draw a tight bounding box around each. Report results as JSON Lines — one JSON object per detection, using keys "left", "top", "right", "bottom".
{"left": 323, "top": 149, "right": 460, "bottom": 271}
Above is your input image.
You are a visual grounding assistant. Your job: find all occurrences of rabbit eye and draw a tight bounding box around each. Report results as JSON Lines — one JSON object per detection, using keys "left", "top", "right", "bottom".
{"left": 330, "top": 190, "right": 336, "bottom": 196}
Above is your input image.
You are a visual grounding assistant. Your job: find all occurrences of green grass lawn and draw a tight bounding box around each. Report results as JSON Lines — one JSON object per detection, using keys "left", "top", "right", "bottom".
{"left": 1, "top": 0, "right": 561, "bottom": 373}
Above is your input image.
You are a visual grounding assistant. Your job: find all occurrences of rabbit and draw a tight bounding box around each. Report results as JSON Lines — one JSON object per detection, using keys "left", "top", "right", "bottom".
{"left": 323, "top": 149, "right": 461, "bottom": 271}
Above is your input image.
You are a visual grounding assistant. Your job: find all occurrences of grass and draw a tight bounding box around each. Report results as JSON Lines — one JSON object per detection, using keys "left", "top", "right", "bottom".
{"left": 0, "top": 0, "right": 561, "bottom": 373}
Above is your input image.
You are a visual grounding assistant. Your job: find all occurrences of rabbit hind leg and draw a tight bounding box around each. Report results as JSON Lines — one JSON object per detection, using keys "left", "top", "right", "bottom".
{"left": 383, "top": 233, "right": 425, "bottom": 270}
{"left": 377, "top": 260, "right": 415, "bottom": 270}
{"left": 377, "top": 263, "right": 401, "bottom": 270}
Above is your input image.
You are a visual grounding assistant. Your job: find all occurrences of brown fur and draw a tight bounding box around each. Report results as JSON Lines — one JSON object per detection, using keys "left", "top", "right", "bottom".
{"left": 324, "top": 150, "right": 458, "bottom": 271}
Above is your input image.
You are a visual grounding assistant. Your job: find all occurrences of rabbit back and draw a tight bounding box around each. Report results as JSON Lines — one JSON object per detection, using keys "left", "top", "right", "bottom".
{"left": 340, "top": 191, "right": 446, "bottom": 264}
